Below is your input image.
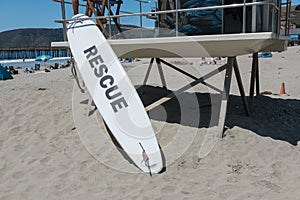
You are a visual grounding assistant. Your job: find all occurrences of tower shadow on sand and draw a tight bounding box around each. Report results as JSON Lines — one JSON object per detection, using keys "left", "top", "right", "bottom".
{"left": 136, "top": 85, "right": 300, "bottom": 146}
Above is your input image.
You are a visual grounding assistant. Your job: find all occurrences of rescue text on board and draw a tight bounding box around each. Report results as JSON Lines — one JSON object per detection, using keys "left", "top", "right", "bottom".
{"left": 84, "top": 45, "right": 128, "bottom": 113}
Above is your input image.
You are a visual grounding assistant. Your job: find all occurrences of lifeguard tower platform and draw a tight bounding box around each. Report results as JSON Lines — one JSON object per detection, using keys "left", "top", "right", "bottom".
{"left": 52, "top": 0, "right": 291, "bottom": 138}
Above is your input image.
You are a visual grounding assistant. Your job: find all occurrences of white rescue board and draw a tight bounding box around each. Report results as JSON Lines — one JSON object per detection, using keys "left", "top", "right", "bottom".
{"left": 67, "top": 14, "right": 163, "bottom": 174}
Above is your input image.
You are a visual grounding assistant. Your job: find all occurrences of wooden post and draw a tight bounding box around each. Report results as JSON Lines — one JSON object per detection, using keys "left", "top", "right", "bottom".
{"left": 60, "top": 0, "right": 67, "bottom": 41}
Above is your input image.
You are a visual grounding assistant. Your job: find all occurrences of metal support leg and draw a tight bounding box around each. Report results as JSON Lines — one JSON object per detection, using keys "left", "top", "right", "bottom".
{"left": 156, "top": 58, "right": 167, "bottom": 88}
{"left": 198, "top": 57, "right": 235, "bottom": 158}
{"left": 143, "top": 58, "right": 155, "bottom": 85}
{"left": 233, "top": 58, "right": 250, "bottom": 116}
{"left": 220, "top": 57, "right": 234, "bottom": 138}
{"left": 256, "top": 59, "right": 260, "bottom": 96}
{"left": 143, "top": 57, "right": 234, "bottom": 139}
{"left": 249, "top": 52, "right": 258, "bottom": 104}
{"left": 60, "top": 0, "right": 67, "bottom": 41}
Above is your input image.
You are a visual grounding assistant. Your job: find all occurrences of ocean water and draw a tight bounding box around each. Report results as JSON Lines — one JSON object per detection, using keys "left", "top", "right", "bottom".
{"left": 0, "top": 57, "right": 71, "bottom": 69}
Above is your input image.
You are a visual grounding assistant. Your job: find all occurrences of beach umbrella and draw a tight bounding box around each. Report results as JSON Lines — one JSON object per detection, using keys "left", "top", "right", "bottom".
{"left": 35, "top": 55, "right": 52, "bottom": 62}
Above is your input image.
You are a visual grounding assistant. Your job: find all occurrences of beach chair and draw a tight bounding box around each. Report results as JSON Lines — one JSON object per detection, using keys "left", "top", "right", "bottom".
{"left": 54, "top": 63, "right": 59, "bottom": 69}
{"left": 8, "top": 66, "right": 18, "bottom": 75}
{"left": 35, "top": 64, "right": 41, "bottom": 71}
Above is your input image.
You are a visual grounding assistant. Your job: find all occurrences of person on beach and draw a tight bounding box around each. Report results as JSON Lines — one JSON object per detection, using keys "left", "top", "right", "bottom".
{"left": 72, "top": 0, "right": 94, "bottom": 16}
{"left": 72, "top": 0, "right": 107, "bottom": 25}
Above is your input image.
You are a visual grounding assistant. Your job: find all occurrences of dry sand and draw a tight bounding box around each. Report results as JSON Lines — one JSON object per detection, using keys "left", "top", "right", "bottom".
{"left": 0, "top": 46, "right": 300, "bottom": 199}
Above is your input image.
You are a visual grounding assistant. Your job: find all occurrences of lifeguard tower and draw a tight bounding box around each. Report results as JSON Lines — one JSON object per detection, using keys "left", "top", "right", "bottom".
{"left": 52, "top": 0, "right": 291, "bottom": 138}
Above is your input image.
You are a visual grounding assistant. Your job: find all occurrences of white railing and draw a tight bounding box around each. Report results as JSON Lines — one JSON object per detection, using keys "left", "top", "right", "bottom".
{"left": 54, "top": 0, "right": 285, "bottom": 39}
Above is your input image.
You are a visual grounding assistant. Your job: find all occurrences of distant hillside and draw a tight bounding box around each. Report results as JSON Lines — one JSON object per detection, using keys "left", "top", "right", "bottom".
{"left": 0, "top": 28, "right": 64, "bottom": 48}
{"left": 0, "top": 25, "right": 142, "bottom": 49}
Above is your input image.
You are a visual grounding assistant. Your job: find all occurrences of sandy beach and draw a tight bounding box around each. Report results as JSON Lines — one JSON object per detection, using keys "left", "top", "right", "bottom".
{"left": 0, "top": 46, "right": 300, "bottom": 199}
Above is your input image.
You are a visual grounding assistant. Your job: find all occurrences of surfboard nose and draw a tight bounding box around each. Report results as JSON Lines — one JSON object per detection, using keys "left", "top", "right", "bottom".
{"left": 72, "top": 14, "right": 87, "bottom": 19}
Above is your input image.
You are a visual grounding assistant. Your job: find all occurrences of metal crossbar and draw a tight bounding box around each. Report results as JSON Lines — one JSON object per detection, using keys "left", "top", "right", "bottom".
{"left": 158, "top": 58, "right": 223, "bottom": 93}
{"left": 143, "top": 56, "right": 251, "bottom": 138}
{"left": 144, "top": 61, "right": 228, "bottom": 111}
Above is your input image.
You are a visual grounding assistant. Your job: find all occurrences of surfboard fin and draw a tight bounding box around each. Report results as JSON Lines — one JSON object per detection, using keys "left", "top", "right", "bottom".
{"left": 139, "top": 142, "right": 152, "bottom": 176}
{"left": 88, "top": 99, "right": 97, "bottom": 116}
{"left": 80, "top": 98, "right": 97, "bottom": 116}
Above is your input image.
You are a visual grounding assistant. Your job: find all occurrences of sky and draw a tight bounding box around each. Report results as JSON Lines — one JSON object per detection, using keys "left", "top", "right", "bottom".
{"left": 0, "top": 0, "right": 157, "bottom": 32}
{"left": 0, "top": 0, "right": 300, "bottom": 33}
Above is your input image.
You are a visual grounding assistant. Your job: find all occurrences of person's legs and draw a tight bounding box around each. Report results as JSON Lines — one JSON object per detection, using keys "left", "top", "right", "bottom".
{"left": 85, "top": 0, "right": 94, "bottom": 17}
{"left": 72, "top": 0, "right": 79, "bottom": 15}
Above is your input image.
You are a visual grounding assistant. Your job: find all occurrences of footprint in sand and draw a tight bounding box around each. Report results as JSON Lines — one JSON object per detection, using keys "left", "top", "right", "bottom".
{"left": 40, "top": 157, "right": 51, "bottom": 165}
{"left": 254, "top": 180, "right": 281, "bottom": 192}
{"left": 161, "top": 185, "right": 178, "bottom": 194}
{"left": 28, "top": 158, "right": 38, "bottom": 165}
{"left": 0, "top": 158, "right": 6, "bottom": 169}
{"left": 8, "top": 126, "right": 22, "bottom": 136}
{"left": 12, "top": 171, "right": 25, "bottom": 179}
